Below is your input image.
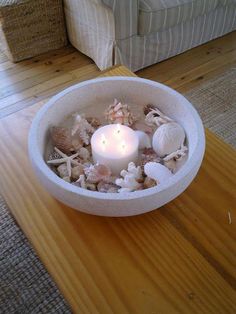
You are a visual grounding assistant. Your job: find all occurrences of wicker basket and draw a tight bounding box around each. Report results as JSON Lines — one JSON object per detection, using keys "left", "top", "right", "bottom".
{"left": 0, "top": 0, "right": 67, "bottom": 62}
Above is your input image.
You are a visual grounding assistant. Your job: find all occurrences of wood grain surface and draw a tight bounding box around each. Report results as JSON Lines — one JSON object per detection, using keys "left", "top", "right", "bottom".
{"left": 0, "top": 32, "right": 235, "bottom": 118}
{"left": 0, "top": 65, "right": 235, "bottom": 314}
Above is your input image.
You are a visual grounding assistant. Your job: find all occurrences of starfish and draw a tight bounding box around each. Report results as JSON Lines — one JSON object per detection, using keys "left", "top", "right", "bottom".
{"left": 47, "top": 147, "right": 79, "bottom": 177}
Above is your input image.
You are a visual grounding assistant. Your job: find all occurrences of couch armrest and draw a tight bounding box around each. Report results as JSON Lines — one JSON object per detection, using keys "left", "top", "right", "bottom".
{"left": 102, "top": 0, "right": 139, "bottom": 39}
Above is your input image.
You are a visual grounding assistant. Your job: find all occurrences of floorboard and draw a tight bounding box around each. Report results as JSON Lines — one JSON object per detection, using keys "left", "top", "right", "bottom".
{"left": 0, "top": 31, "right": 235, "bottom": 118}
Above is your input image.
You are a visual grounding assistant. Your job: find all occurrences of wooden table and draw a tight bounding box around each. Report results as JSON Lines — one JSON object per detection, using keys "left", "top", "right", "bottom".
{"left": 0, "top": 66, "right": 235, "bottom": 314}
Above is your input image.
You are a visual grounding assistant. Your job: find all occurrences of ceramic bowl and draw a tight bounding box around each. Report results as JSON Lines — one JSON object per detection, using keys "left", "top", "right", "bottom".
{"left": 28, "top": 77, "right": 205, "bottom": 217}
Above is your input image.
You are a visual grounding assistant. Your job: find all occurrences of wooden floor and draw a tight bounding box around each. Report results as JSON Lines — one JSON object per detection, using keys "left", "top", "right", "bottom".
{"left": 0, "top": 31, "right": 235, "bottom": 118}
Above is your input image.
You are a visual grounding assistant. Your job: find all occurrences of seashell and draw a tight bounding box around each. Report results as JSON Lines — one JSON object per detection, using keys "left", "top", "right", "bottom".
{"left": 104, "top": 99, "right": 137, "bottom": 126}
{"left": 62, "top": 176, "right": 70, "bottom": 183}
{"left": 51, "top": 127, "right": 74, "bottom": 154}
{"left": 135, "top": 131, "right": 152, "bottom": 150}
{"left": 140, "top": 148, "right": 161, "bottom": 167}
{"left": 145, "top": 108, "right": 173, "bottom": 127}
{"left": 75, "top": 174, "right": 96, "bottom": 190}
{"left": 97, "top": 181, "right": 119, "bottom": 193}
{"left": 71, "top": 114, "right": 95, "bottom": 145}
{"left": 71, "top": 135, "right": 83, "bottom": 151}
{"left": 86, "top": 183, "right": 97, "bottom": 191}
{"left": 143, "top": 104, "right": 158, "bottom": 116}
{"left": 71, "top": 164, "right": 84, "bottom": 180}
{"left": 152, "top": 122, "right": 185, "bottom": 157}
{"left": 143, "top": 177, "right": 157, "bottom": 189}
{"left": 144, "top": 162, "right": 173, "bottom": 184}
{"left": 57, "top": 163, "right": 69, "bottom": 178}
{"left": 77, "top": 147, "right": 90, "bottom": 161}
{"left": 76, "top": 174, "right": 87, "bottom": 189}
{"left": 85, "top": 164, "right": 112, "bottom": 184}
{"left": 86, "top": 117, "right": 101, "bottom": 129}
{"left": 163, "top": 158, "right": 177, "bottom": 173}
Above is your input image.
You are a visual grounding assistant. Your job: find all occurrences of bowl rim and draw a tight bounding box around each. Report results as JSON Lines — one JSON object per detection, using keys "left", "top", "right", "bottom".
{"left": 28, "top": 76, "right": 205, "bottom": 201}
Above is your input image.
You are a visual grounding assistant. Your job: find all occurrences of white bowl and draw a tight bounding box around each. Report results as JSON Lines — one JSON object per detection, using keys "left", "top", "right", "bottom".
{"left": 28, "top": 77, "right": 205, "bottom": 217}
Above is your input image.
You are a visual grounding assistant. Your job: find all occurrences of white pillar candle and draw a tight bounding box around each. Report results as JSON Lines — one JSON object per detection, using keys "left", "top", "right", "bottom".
{"left": 91, "top": 124, "right": 139, "bottom": 175}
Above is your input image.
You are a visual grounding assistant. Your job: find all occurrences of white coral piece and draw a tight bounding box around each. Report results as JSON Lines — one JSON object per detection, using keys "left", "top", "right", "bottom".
{"left": 163, "top": 144, "right": 188, "bottom": 161}
{"left": 115, "top": 162, "right": 142, "bottom": 193}
{"left": 145, "top": 108, "right": 173, "bottom": 127}
{"left": 71, "top": 114, "right": 95, "bottom": 145}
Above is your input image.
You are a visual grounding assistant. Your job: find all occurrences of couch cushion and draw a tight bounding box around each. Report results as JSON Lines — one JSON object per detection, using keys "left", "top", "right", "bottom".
{"left": 139, "top": 0, "right": 221, "bottom": 35}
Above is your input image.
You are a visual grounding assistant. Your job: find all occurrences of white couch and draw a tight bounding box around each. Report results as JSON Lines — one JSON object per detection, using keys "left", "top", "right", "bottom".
{"left": 64, "top": 0, "right": 236, "bottom": 71}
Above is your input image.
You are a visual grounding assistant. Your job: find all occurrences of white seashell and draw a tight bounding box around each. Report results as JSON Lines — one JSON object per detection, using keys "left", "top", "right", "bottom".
{"left": 145, "top": 108, "right": 173, "bottom": 127}
{"left": 57, "top": 164, "right": 69, "bottom": 178}
{"left": 78, "top": 147, "right": 90, "bottom": 161}
{"left": 152, "top": 122, "right": 185, "bottom": 157}
{"left": 71, "top": 164, "right": 84, "bottom": 180}
{"left": 144, "top": 162, "right": 173, "bottom": 184}
{"left": 135, "top": 131, "right": 151, "bottom": 150}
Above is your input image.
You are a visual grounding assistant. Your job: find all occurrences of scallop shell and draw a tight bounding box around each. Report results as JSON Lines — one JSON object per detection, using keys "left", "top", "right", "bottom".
{"left": 144, "top": 162, "right": 173, "bottom": 184}
{"left": 152, "top": 122, "right": 185, "bottom": 157}
{"left": 51, "top": 127, "right": 73, "bottom": 154}
{"left": 135, "top": 131, "right": 151, "bottom": 150}
{"left": 85, "top": 164, "right": 112, "bottom": 184}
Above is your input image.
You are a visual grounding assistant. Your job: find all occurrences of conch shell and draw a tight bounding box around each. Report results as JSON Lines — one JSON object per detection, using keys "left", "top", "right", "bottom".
{"left": 152, "top": 122, "right": 185, "bottom": 157}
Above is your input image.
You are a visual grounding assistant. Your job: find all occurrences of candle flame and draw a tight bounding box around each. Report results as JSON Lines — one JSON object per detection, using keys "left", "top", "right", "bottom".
{"left": 121, "top": 140, "right": 126, "bottom": 153}
{"left": 116, "top": 123, "right": 121, "bottom": 135}
{"left": 101, "top": 134, "right": 106, "bottom": 145}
